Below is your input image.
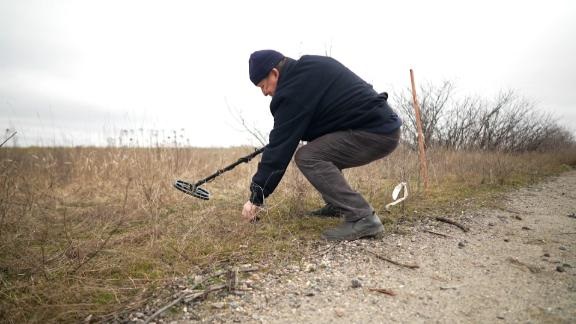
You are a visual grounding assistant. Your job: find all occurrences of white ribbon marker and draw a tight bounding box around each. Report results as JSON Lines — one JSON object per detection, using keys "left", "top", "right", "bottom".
{"left": 385, "top": 182, "right": 408, "bottom": 211}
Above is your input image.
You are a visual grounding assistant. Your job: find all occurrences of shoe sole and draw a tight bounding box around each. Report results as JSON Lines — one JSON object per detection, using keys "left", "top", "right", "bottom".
{"left": 321, "top": 225, "right": 384, "bottom": 241}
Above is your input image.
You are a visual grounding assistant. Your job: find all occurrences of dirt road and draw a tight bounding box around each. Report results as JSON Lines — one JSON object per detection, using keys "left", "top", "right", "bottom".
{"left": 171, "top": 171, "right": 576, "bottom": 323}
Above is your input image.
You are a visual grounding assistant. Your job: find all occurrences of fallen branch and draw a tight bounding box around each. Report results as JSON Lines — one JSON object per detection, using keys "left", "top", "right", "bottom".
{"left": 365, "top": 249, "right": 419, "bottom": 269}
{"left": 369, "top": 287, "right": 397, "bottom": 296}
{"left": 144, "top": 291, "right": 189, "bottom": 324}
{"left": 144, "top": 283, "right": 227, "bottom": 323}
{"left": 184, "top": 284, "right": 227, "bottom": 303}
{"left": 506, "top": 257, "right": 542, "bottom": 274}
{"left": 144, "top": 266, "right": 257, "bottom": 323}
{"left": 435, "top": 217, "right": 469, "bottom": 232}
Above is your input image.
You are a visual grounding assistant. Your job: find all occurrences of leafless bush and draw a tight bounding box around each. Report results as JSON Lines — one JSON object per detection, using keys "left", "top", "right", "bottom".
{"left": 394, "top": 81, "right": 453, "bottom": 149}
{"left": 392, "top": 82, "right": 575, "bottom": 152}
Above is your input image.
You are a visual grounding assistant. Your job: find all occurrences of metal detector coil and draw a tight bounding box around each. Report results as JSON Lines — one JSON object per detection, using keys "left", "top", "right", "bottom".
{"left": 174, "top": 179, "right": 210, "bottom": 200}
{"left": 174, "top": 146, "right": 265, "bottom": 200}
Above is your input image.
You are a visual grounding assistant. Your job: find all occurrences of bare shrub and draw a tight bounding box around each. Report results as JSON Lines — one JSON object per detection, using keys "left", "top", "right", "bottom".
{"left": 392, "top": 83, "right": 575, "bottom": 152}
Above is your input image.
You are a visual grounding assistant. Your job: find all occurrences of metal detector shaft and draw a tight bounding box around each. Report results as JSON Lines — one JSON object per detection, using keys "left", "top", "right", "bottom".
{"left": 193, "top": 146, "right": 265, "bottom": 187}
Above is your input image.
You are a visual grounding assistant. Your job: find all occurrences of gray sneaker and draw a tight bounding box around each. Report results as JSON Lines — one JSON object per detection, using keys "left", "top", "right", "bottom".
{"left": 307, "top": 204, "right": 342, "bottom": 218}
{"left": 321, "top": 213, "right": 384, "bottom": 241}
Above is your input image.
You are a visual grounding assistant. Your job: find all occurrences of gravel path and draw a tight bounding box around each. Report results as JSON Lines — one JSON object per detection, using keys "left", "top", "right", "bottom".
{"left": 162, "top": 171, "right": 576, "bottom": 323}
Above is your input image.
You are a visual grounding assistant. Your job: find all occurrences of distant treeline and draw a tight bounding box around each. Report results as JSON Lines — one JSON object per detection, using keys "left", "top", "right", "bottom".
{"left": 392, "top": 81, "right": 574, "bottom": 152}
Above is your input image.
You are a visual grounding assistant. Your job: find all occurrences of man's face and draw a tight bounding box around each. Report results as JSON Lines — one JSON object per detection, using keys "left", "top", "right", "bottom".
{"left": 257, "top": 68, "right": 279, "bottom": 97}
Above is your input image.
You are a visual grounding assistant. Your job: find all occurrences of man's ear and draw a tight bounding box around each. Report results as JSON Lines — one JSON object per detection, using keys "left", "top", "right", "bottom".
{"left": 270, "top": 68, "right": 280, "bottom": 79}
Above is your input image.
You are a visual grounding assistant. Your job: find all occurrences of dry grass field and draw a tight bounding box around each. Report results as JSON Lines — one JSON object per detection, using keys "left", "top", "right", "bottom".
{"left": 1, "top": 145, "right": 575, "bottom": 323}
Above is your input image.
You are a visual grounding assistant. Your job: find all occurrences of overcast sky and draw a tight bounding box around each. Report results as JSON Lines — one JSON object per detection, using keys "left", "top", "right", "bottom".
{"left": 1, "top": 0, "right": 575, "bottom": 147}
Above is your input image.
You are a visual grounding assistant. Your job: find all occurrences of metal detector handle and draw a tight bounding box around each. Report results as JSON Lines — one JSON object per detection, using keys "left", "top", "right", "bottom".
{"left": 193, "top": 146, "right": 265, "bottom": 187}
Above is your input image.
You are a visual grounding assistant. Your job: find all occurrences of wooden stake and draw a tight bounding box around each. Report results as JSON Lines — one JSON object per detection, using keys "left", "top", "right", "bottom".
{"left": 410, "top": 69, "right": 429, "bottom": 191}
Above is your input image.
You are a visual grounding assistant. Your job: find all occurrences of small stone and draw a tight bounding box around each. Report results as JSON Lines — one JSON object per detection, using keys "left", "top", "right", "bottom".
{"left": 559, "top": 246, "right": 567, "bottom": 251}
{"left": 556, "top": 266, "right": 566, "bottom": 272}
{"left": 212, "top": 302, "right": 225, "bottom": 309}
{"left": 229, "top": 301, "right": 240, "bottom": 309}
{"left": 304, "top": 263, "right": 316, "bottom": 272}
{"left": 521, "top": 226, "right": 531, "bottom": 230}
{"left": 488, "top": 222, "right": 495, "bottom": 226}
{"left": 458, "top": 242, "right": 465, "bottom": 248}
{"left": 305, "top": 291, "right": 315, "bottom": 296}
{"left": 543, "top": 253, "right": 550, "bottom": 257}
{"left": 563, "top": 263, "right": 572, "bottom": 268}
{"left": 334, "top": 308, "right": 345, "bottom": 317}
{"left": 351, "top": 278, "right": 362, "bottom": 288}
{"left": 134, "top": 312, "right": 145, "bottom": 318}
{"left": 503, "top": 238, "right": 510, "bottom": 242}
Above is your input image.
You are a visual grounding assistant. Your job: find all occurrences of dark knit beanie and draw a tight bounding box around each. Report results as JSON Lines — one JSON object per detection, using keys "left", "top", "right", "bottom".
{"left": 249, "top": 50, "right": 285, "bottom": 85}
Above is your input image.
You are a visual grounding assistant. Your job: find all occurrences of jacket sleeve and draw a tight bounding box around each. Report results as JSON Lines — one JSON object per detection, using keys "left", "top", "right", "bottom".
{"left": 249, "top": 96, "right": 314, "bottom": 205}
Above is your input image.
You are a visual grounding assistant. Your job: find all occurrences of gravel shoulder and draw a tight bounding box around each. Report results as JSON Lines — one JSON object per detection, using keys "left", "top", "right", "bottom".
{"left": 169, "top": 171, "right": 576, "bottom": 323}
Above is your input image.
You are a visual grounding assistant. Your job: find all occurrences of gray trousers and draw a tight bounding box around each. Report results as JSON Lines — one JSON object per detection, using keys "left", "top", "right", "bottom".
{"left": 294, "top": 129, "right": 400, "bottom": 222}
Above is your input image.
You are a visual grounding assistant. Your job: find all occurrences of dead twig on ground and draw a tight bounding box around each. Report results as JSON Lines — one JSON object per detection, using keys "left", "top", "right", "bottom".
{"left": 369, "top": 288, "right": 397, "bottom": 296}
{"left": 435, "top": 216, "right": 470, "bottom": 232}
{"left": 144, "top": 265, "right": 258, "bottom": 323}
{"left": 147, "top": 283, "right": 229, "bottom": 323}
{"left": 312, "top": 244, "right": 336, "bottom": 257}
{"left": 506, "top": 257, "right": 542, "bottom": 274}
{"left": 364, "top": 249, "right": 419, "bottom": 269}
{"left": 143, "top": 283, "right": 225, "bottom": 323}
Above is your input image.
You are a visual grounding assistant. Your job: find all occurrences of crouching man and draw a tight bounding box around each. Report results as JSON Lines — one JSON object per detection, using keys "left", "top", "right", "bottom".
{"left": 242, "top": 50, "right": 402, "bottom": 241}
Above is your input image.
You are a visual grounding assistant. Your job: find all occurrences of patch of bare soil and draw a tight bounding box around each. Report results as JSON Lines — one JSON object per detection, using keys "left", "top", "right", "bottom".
{"left": 143, "top": 171, "right": 576, "bottom": 323}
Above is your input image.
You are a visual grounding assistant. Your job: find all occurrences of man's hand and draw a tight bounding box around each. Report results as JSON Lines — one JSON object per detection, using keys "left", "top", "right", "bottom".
{"left": 242, "top": 201, "right": 260, "bottom": 222}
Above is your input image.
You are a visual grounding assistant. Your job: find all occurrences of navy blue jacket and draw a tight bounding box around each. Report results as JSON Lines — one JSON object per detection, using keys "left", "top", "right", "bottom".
{"left": 250, "top": 55, "right": 402, "bottom": 204}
